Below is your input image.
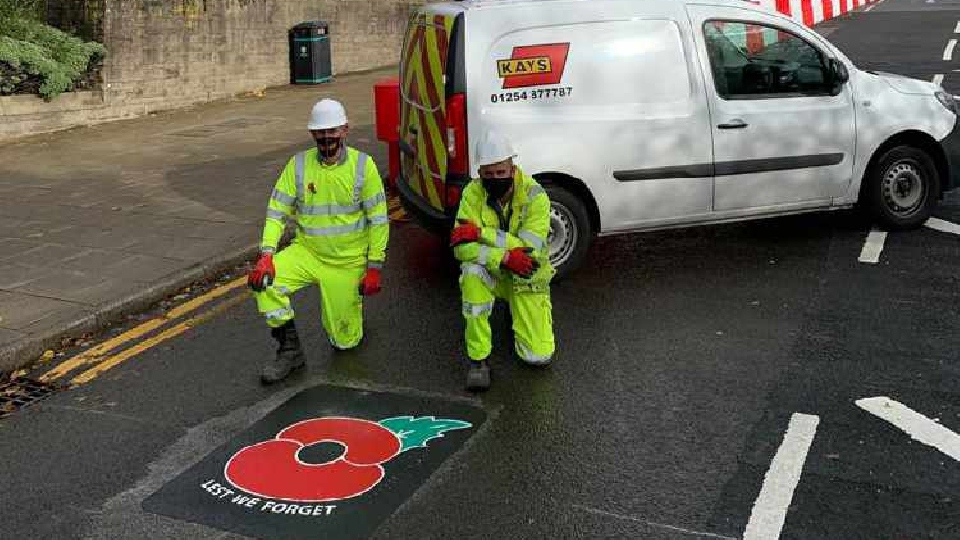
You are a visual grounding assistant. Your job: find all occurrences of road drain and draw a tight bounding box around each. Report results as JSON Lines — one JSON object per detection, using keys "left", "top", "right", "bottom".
{"left": 0, "top": 378, "right": 58, "bottom": 418}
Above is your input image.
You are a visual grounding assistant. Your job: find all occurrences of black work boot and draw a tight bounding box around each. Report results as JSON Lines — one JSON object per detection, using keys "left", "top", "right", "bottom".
{"left": 465, "top": 360, "right": 491, "bottom": 392}
{"left": 261, "top": 320, "right": 306, "bottom": 385}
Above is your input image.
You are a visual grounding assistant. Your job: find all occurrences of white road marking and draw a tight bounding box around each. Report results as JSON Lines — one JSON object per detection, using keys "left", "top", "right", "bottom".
{"left": 743, "top": 413, "right": 820, "bottom": 540}
{"left": 944, "top": 39, "right": 958, "bottom": 61}
{"left": 933, "top": 74, "right": 945, "bottom": 86}
{"left": 857, "top": 397, "right": 960, "bottom": 462}
{"left": 865, "top": 4, "right": 875, "bottom": 10}
{"left": 955, "top": 21, "right": 960, "bottom": 33}
{"left": 925, "top": 217, "right": 960, "bottom": 235}
{"left": 572, "top": 505, "right": 738, "bottom": 540}
{"left": 858, "top": 228, "right": 888, "bottom": 264}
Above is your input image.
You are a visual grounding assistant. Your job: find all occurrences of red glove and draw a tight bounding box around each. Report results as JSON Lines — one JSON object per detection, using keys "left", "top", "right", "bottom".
{"left": 450, "top": 219, "right": 481, "bottom": 247}
{"left": 359, "top": 267, "right": 382, "bottom": 296}
{"left": 501, "top": 247, "right": 539, "bottom": 278}
{"left": 247, "top": 253, "right": 275, "bottom": 292}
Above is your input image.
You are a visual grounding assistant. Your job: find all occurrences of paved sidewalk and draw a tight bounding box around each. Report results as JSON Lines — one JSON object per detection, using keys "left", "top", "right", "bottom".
{"left": 0, "top": 66, "right": 396, "bottom": 373}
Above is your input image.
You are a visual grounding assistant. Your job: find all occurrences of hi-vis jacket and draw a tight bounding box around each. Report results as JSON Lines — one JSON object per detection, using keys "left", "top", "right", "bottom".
{"left": 453, "top": 167, "right": 552, "bottom": 274}
{"left": 261, "top": 147, "right": 389, "bottom": 269}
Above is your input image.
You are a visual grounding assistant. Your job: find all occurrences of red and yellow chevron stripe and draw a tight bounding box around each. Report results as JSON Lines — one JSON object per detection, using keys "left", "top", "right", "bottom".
{"left": 400, "top": 12, "right": 455, "bottom": 210}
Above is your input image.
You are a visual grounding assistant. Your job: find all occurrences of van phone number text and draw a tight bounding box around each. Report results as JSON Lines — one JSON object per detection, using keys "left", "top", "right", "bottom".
{"left": 491, "top": 87, "right": 573, "bottom": 103}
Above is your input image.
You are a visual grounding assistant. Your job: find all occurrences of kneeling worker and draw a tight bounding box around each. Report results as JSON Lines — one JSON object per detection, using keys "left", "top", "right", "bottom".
{"left": 450, "top": 130, "right": 556, "bottom": 391}
{"left": 247, "top": 98, "right": 389, "bottom": 384}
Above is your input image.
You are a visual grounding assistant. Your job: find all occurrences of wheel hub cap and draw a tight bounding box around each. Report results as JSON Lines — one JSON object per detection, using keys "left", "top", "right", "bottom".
{"left": 882, "top": 162, "right": 924, "bottom": 215}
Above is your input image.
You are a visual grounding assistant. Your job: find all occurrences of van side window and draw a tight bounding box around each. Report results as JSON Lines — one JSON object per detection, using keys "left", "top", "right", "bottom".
{"left": 702, "top": 21, "right": 830, "bottom": 99}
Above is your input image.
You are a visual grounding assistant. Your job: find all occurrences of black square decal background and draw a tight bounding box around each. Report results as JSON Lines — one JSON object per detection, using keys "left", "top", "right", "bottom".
{"left": 143, "top": 385, "right": 487, "bottom": 539}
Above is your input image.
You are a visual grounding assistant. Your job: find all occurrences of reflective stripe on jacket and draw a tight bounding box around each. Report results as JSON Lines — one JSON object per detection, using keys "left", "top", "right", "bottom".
{"left": 261, "top": 146, "right": 388, "bottom": 268}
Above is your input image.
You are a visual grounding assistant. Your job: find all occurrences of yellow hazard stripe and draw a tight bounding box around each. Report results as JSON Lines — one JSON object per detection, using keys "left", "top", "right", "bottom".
{"left": 412, "top": 64, "right": 441, "bottom": 206}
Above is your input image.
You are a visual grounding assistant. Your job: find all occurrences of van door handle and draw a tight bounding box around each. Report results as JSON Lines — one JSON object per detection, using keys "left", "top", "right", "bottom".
{"left": 718, "top": 119, "right": 748, "bottom": 129}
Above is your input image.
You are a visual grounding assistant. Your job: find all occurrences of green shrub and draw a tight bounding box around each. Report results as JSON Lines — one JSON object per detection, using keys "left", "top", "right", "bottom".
{"left": 0, "top": 0, "right": 45, "bottom": 23}
{"left": 0, "top": 18, "right": 104, "bottom": 99}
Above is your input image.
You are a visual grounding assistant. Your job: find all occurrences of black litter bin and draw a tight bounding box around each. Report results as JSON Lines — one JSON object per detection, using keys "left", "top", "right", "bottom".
{"left": 289, "top": 21, "right": 332, "bottom": 84}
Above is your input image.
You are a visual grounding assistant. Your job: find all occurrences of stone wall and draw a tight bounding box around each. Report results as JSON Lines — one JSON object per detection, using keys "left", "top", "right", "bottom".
{"left": 1, "top": 0, "right": 421, "bottom": 141}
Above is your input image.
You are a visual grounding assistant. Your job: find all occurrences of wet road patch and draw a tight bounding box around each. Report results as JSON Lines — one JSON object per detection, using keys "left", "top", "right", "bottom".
{"left": 143, "top": 384, "right": 487, "bottom": 539}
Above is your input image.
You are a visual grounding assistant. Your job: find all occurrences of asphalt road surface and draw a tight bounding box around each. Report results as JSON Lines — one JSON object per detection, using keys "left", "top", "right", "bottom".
{"left": 2, "top": 3, "right": 960, "bottom": 539}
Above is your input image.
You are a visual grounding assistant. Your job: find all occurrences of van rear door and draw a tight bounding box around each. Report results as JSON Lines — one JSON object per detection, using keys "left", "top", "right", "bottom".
{"left": 399, "top": 7, "right": 465, "bottom": 218}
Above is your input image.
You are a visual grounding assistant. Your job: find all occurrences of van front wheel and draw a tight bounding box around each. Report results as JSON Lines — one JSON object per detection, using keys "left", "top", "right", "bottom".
{"left": 863, "top": 145, "right": 940, "bottom": 230}
{"left": 544, "top": 185, "right": 592, "bottom": 281}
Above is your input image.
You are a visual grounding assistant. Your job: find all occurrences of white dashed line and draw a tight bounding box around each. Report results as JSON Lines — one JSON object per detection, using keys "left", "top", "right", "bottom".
{"left": 933, "top": 74, "right": 945, "bottom": 86}
{"left": 858, "top": 228, "right": 888, "bottom": 264}
{"left": 743, "top": 413, "right": 820, "bottom": 540}
{"left": 945, "top": 39, "right": 958, "bottom": 61}
{"left": 955, "top": 20, "right": 960, "bottom": 33}
{"left": 925, "top": 217, "right": 960, "bottom": 235}
{"left": 857, "top": 397, "right": 960, "bottom": 462}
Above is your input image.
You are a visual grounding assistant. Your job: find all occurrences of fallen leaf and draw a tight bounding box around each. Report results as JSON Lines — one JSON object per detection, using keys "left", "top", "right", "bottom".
{"left": 41, "top": 350, "right": 55, "bottom": 360}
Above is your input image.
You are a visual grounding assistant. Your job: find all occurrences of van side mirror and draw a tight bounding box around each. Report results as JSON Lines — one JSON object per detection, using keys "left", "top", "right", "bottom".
{"left": 829, "top": 58, "right": 849, "bottom": 85}
{"left": 826, "top": 58, "right": 849, "bottom": 96}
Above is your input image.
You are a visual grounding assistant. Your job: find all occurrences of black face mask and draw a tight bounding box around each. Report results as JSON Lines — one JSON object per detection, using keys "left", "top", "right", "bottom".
{"left": 315, "top": 137, "right": 343, "bottom": 160}
{"left": 482, "top": 177, "right": 512, "bottom": 200}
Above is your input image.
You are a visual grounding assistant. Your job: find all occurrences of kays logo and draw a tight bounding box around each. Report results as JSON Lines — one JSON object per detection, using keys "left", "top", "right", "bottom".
{"left": 222, "top": 416, "right": 471, "bottom": 504}
{"left": 497, "top": 43, "right": 570, "bottom": 89}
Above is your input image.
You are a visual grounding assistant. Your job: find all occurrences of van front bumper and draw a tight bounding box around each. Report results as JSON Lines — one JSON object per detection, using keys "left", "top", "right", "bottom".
{"left": 940, "top": 118, "right": 960, "bottom": 193}
{"left": 396, "top": 174, "right": 455, "bottom": 235}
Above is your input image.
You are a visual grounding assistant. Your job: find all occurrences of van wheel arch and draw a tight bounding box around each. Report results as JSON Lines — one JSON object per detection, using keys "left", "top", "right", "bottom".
{"left": 860, "top": 131, "right": 948, "bottom": 201}
{"left": 533, "top": 172, "right": 601, "bottom": 234}
{"left": 532, "top": 172, "right": 600, "bottom": 281}
{"left": 859, "top": 131, "right": 944, "bottom": 229}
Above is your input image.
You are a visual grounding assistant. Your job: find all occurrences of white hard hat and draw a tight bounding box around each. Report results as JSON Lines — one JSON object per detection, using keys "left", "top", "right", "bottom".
{"left": 475, "top": 129, "right": 517, "bottom": 166}
{"left": 307, "top": 98, "right": 347, "bottom": 130}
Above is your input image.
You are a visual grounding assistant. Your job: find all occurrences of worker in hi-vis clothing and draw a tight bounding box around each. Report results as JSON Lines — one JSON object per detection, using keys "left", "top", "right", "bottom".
{"left": 450, "top": 130, "right": 556, "bottom": 391}
{"left": 247, "top": 98, "right": 389, "bottom": 384}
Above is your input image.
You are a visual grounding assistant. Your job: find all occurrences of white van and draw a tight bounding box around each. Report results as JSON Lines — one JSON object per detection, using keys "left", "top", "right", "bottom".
{"left": 379, "top": 0, "right": 960, "bottom": 279}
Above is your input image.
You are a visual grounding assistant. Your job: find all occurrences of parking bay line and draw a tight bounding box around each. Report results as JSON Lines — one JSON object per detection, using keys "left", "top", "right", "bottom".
{"left": 69, "top": 292, "right": 249, "bottom": 386}
{"left": 925, "top": 217, "right": 960, "bottom": 235}
{"left": 945, "top": 39, "right": 958, "bottom": 61}
{"left": 40, "top": 277, "right": 247, "bottom": 382}
{"left": 857, "top": 397, "right": 960, "bottom": 462}
{"left": 742, "top": 413, "right": 820, "bottom": 540}
{"left": 858, "top": 228, "right": 887, "bottom": 264}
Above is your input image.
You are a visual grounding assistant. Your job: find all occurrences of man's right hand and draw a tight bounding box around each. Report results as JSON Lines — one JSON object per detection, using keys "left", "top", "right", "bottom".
{"left": 501, "top": 247, "right": 539, "bottom": 278}
{"left": 450, "top": 219, "right": 481, "bottom": 247}
{"left": 248, "top": 253, "right": 275, "bottom": 292}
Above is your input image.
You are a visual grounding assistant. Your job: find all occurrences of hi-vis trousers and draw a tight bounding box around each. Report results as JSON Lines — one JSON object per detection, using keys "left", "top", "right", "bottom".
{"left": 459, "top": 262, "right": 555, "bottom": 364}
{"left": 254, "top": 243, "right": 365, "bottom": 349}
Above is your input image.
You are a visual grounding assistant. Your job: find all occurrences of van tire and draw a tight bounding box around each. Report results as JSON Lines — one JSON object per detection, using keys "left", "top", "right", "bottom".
{"left": 862, "top": 145, "right": 940, "bottom": 230}
{"left": 544, "top": 185, "right": 592, "bottom": 281}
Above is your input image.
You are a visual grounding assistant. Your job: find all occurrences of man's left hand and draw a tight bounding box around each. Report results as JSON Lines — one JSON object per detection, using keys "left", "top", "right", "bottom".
{"left": 359, "top": 267, "right": 382, "bottom": 296}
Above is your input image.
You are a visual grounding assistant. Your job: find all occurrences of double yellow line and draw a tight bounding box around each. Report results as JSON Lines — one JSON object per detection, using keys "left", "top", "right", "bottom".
{"left": 40, "top": 277, "right": 249, "bottom": 386}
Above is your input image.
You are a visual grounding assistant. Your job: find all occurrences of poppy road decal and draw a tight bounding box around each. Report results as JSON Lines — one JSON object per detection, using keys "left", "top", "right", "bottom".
{"left": 497, "top": 43, "right": 570, "bottom": 89}
{"left": 224, "top": 416, "right": 471, "bottom": 503}
{"left": 142, "top": 384, "right": 487, "bottom": 540}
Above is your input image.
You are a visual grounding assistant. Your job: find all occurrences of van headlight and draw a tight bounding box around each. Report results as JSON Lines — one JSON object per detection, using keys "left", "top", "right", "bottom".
{"left": 936, "top": 90, "right": 958, "bottom": 114}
